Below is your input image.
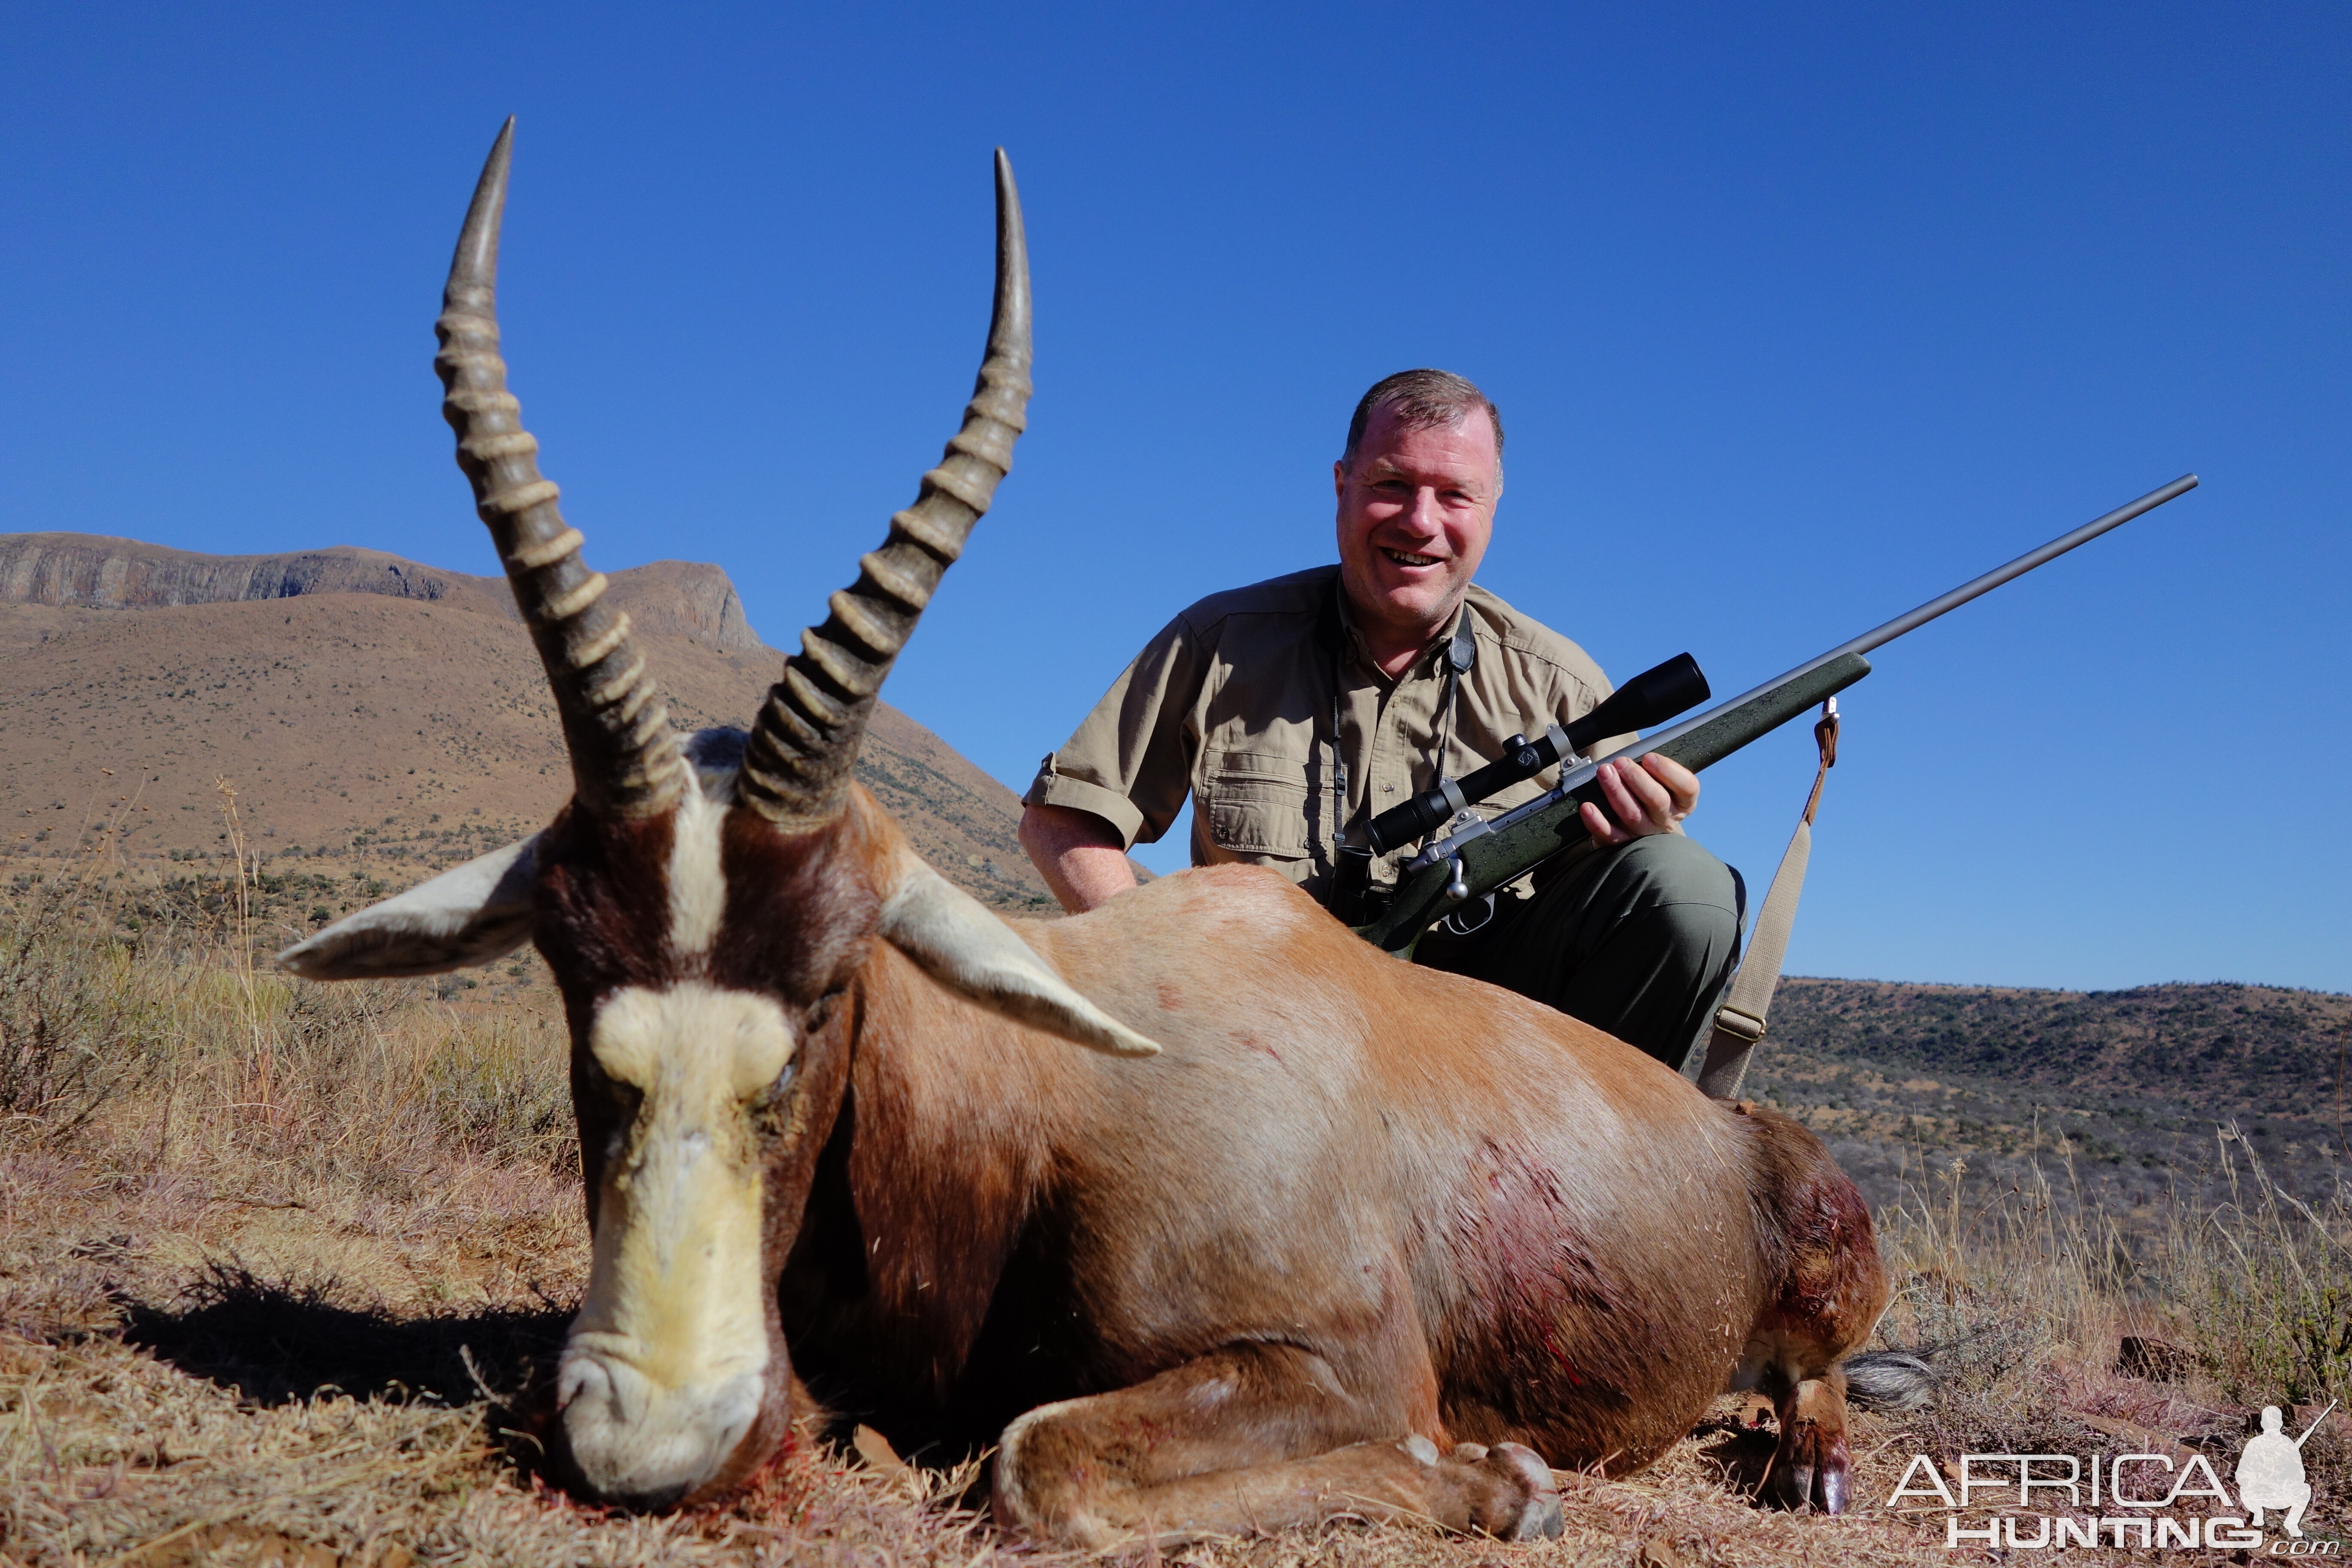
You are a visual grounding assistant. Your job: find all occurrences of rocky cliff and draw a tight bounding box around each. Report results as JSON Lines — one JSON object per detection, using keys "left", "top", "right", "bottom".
{"left": 0, "top": 534, "right": 765, "bottom": 655}
{"left": 0, "top": 533, "right": 1054, "bottom": 910}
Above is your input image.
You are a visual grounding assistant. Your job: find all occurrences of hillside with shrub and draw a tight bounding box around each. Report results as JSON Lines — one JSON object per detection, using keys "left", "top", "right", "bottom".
{"left": 1748, "top": 977, "right": 2351, "bottom": 1216}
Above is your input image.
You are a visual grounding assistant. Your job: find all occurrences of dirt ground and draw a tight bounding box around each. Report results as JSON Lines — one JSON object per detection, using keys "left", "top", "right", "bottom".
{"left": 0, "top": 1137, "right": 2027, "bottom": 1568}
{"left": 15, "top": 1143, "right": 2317, "bottom": 1567}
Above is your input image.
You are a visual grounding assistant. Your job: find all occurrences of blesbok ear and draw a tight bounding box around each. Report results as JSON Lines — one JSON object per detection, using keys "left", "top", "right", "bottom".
{"left": 878, "top": 854, "right": 1160, "bottom": 1058}
{"left": 276, "top": 836, "right": 539, "bottom": 980}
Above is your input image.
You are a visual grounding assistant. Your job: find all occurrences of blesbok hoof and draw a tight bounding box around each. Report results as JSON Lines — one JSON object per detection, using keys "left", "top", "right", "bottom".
{"left": 1768, "top": 1394, "right": 1853, "bottom": 1514}
{"left": 1773, "top": 1449, "right": 1813, "bottom": 1512}
{"left": 1461, "top": 1441, "right": 1565, "bottom": 1539}
{"left": 1819, "top": 1460, "right": 1850, "bottom": 1515}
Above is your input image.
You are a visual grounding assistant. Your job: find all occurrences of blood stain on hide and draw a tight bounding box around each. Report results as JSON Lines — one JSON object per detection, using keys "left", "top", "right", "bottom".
{"left": 1155, "top": 980, "right": 1183, "bottom": 1011}
{"left": 1452, "top": 1139, "right": 1633, "bottom": 1407}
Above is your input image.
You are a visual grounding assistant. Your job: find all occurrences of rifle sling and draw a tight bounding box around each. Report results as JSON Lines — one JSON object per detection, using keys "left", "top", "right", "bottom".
{"left": 1694, "top": 700, "right": 1841, "bottom": 1099}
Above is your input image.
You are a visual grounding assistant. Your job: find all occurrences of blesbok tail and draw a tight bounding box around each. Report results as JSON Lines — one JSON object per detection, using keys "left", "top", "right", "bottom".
{"left": 1840, "top": 1349, "right": 1938, "bottom": 1412}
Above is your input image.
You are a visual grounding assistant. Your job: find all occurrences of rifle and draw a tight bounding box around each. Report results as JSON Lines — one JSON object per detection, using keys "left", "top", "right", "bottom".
{"left": 2295, "top": 1400, "right": 2337, "bottom": 1449}
{"left": 1344, "top": 474, "right": 2200, "bottom": 957}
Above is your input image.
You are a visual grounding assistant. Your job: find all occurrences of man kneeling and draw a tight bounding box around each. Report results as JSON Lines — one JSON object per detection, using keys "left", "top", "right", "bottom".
{"left": 1021, "top": 369, "right": 1741, "bottom": 1070}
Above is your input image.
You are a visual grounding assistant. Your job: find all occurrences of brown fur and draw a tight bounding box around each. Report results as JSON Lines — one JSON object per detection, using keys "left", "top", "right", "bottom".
{"left": 536, "top": 788, "right": 1886, "bottom": 1540}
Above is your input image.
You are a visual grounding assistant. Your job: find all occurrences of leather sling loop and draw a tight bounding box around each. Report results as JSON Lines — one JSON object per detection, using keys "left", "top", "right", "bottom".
{"left": 1694, "top": 697, "right": 1841, "bottom": 1100}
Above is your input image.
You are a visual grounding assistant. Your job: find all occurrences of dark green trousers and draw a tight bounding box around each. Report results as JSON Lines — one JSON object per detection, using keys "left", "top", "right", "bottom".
{"left": 1415, "top": 833, "right": 1743, "bottom": 1072}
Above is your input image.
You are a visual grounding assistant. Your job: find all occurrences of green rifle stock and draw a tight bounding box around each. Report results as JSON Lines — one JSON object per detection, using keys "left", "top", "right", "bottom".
{"left": 1351, "top": 474, "right": 2202, "bottom": 957}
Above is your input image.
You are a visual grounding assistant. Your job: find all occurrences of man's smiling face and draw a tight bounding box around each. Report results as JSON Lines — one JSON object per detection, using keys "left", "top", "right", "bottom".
{"left": 1332, "top": 402, "right": 1502, "bottom": 669}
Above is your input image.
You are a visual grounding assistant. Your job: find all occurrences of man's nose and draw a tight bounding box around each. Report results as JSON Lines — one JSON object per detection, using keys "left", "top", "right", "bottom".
{"left": 1399, "top": 487, "right": 1445, "bottom": 536}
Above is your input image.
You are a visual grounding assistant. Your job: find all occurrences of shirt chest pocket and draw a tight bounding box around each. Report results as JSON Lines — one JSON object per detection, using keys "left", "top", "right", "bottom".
{"left": 1200, "top": 749, "right": 1312, "bottom": 859}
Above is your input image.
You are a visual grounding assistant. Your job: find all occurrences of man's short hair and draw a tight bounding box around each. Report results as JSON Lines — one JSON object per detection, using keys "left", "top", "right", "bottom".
{"left": 1341, "top": 369, "right": 1504, "bottom": 470}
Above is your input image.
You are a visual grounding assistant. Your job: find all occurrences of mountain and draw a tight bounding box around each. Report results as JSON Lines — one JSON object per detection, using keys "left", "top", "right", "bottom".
{"left": 0, "top": 534, "right": 1052, "bottom": 912}
{"left": 1766, "top": 977, "right": 2350, "bottom": 1113}
{"left": 0, "top": 533, "right": 760, "bottom": 651}
{"left": 1746, "top": 977, "right": 2352, "bottom": 1214}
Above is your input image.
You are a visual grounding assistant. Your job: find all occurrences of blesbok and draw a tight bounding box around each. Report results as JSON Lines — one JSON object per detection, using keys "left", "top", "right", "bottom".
{"left": 281, "top": 123, "right": 1892, "bottom": 1545}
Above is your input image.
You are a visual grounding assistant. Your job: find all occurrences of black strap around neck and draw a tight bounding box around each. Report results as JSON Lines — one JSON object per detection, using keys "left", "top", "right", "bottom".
{"left": 1318, "top": 578, "right": 1479, "bottom": 885}
{"left": 1433, "top": 606, "right": 1476, "bottom": 788}
{"left": 1318, "top": 578, "right": 1349, "bottom": 884}
{"left": 1445, "top": 607, "right": 1478, "bottom": 678}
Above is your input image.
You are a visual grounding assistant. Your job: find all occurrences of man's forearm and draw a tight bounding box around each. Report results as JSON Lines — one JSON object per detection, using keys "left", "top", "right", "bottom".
{"left": 1018, "top": 803, "right": 1140, "bottom": 913}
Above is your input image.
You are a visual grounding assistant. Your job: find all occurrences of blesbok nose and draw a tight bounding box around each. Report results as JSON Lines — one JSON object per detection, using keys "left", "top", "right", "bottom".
{"left": 554, "top": 1343, "right": 766, "bottom": 1507}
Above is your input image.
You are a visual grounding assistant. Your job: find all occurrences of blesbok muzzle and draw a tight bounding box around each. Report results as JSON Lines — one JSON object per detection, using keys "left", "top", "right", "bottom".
{"left": 553, "top": 979, "right": 797, "bottom": 1507}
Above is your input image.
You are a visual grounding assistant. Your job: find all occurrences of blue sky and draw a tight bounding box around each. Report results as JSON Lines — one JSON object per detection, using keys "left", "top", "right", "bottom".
{"left": 3, "top": 4, "right": 2345, "bottom": 991}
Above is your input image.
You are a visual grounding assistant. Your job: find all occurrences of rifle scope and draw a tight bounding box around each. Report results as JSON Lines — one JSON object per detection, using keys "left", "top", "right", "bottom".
{"left": 1363, "top": 652, "right": 1711, "bottom": 855}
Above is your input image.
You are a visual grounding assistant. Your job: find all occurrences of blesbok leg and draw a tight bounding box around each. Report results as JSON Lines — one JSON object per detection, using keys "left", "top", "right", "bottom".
{"left": 1733, "top": 1102, "right": 1886, "bottom": 1515}
{"left": 1768, "top": 1373, "right": 1853, "bottom": 1513}
{"left": 991, "top": 1343, "right": 1562, "bottom": 1549}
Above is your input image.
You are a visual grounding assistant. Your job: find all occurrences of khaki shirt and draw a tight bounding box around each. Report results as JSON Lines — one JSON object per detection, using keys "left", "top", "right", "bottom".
{"left": 1026, "top": 566, "right": 1627, "bottom": 905}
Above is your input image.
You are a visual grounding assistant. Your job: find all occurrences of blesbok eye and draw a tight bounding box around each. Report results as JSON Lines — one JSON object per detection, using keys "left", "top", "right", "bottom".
{"left": 750, "top": 1057, "right": 798, "bottom": 1114}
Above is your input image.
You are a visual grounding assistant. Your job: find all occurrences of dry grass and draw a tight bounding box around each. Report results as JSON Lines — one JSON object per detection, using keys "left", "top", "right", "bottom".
{"left": 0, "top": 822, "right": 2346, "bottom": 1564}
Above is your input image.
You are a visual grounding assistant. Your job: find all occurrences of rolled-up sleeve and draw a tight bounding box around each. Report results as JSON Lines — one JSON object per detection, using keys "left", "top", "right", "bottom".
{"left": 1024, "top": 613, "right": 1205, "bottom": 849}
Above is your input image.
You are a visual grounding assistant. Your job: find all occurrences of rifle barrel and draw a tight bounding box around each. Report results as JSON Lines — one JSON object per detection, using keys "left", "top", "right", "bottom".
{"left": 1588, "top": 473, "right": 2199, "bottom": 773}
{"left": 1355, "top": 473, "right": 2203, "bottom": 956}
{"left": 1843, "top": 473, "right": 2199, "bottom": 659}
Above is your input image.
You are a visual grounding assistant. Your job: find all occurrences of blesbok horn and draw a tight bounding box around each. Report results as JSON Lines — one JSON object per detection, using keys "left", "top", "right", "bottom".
{"left": 435, "top": 119, "right": 684, "bottom": 818}
{"left": 738, "top": 150, "right": 1033, "bottom": 832}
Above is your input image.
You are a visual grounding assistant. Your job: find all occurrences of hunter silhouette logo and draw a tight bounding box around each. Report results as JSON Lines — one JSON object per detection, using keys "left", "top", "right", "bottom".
{"left": 1888, "top": 1400, "right": 2337, "bottom": 1551}
{"left": 2239, "top": 1402, "right": 2334, "bottom": 1538}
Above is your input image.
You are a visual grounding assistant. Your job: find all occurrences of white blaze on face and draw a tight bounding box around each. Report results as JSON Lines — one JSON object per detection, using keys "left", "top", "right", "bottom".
{"left": 557, "top": 978, "right": 796, "bottom": 1504}
{"left": 665, "top": 784, "right": 729, "bottom": 957}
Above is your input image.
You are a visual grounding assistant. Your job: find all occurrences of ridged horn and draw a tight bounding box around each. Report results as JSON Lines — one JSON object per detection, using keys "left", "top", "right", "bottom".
{"left": 738, "top": 149, "right": 1032, "bottom": 832}
{"left": 433, "top": 119, "right": 684, "bottom": 819}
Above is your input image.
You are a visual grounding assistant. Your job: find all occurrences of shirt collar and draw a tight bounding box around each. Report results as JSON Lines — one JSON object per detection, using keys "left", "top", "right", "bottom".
{"left": 1332, "top": 572, "right": 1471, "bottom": 682}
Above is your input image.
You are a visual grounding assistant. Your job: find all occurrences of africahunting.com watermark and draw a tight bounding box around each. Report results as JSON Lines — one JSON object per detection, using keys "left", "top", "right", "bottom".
{"left": 1889, "top": 1403, "right": 2337, "bottom": 1552}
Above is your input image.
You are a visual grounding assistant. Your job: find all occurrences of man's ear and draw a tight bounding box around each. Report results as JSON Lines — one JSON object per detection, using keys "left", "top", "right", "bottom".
{"left": 877, "top": 851, "right": 1159, "bottom": 1058}
{"left": 276, "top": 836, "right": 538, "bottom": 980}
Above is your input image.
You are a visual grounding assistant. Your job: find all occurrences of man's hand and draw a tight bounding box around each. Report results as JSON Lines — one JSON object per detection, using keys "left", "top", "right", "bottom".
{"left": 1580, "top": 753, "right": 1700, "bottom": 845}
{"left": 1018, "top": 803, "right": 1140, "bottom": 913}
